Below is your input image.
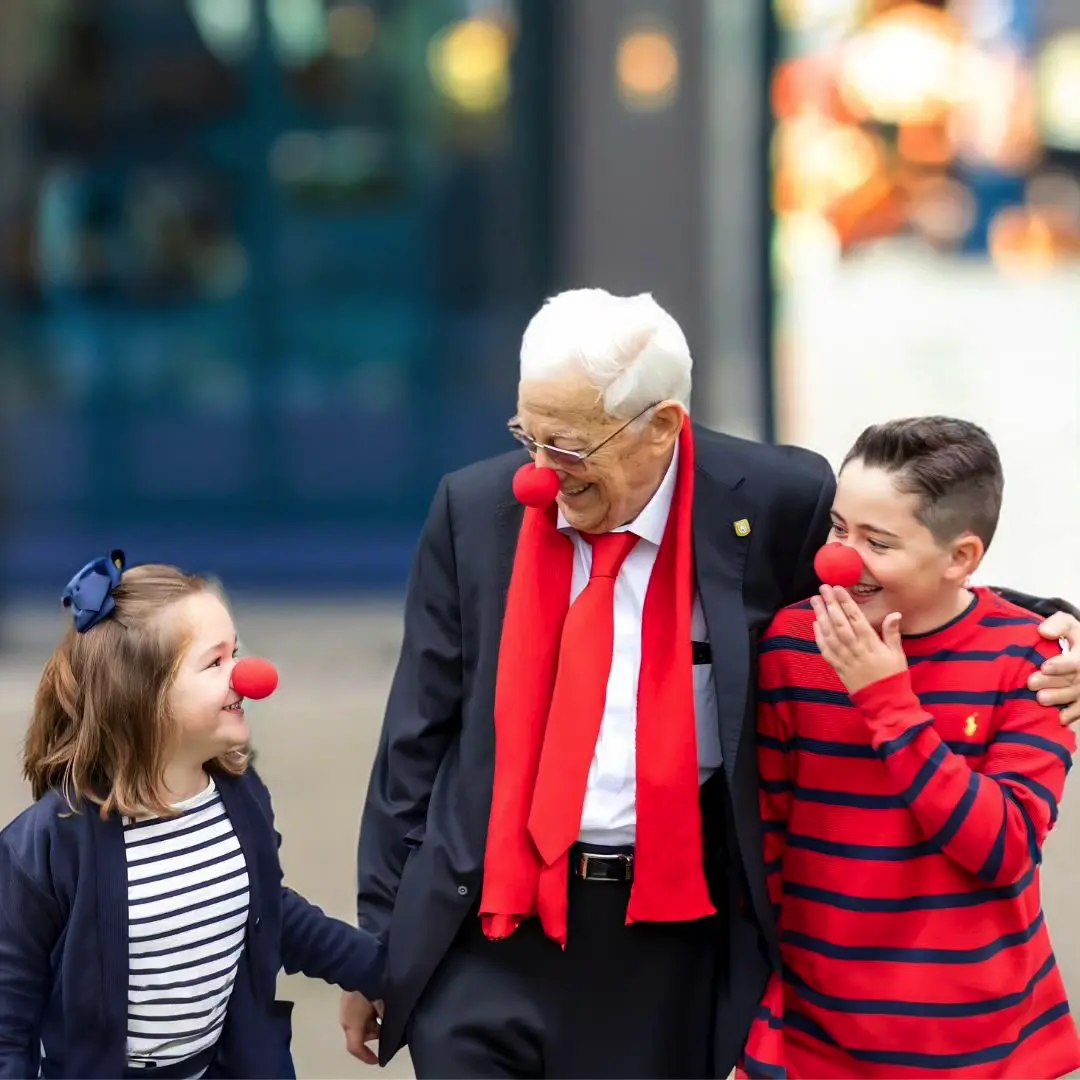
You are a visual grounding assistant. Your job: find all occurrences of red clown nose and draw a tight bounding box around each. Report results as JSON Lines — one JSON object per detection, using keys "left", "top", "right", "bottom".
{"left": 512, "top": 463, "right": 560, "bottom": 508}
{"left": 232, "top": 657, "right": 279, "bottom": 700}
{"left": 813, "top": 543, "right": 863, "bottom": 589}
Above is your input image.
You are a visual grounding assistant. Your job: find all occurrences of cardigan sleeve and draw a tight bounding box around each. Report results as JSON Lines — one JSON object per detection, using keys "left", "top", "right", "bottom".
{"left": 245, "top": 770, "right": 386, "bottom": 999}
{"left": 279, "top": 885, "right": 386, "bottom": 1000}
{"left": 0, "top": 829, "right": 63, "bottom": 1079}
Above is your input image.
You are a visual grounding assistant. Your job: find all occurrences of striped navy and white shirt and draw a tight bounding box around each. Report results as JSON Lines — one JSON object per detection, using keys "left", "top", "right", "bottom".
{"left": 122, "top": 777, "right": 250, "bottom": 1075}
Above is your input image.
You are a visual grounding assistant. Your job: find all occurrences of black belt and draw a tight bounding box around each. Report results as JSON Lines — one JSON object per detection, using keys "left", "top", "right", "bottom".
{"left": 571, "top": 844, "right": 634, "bottom": 883}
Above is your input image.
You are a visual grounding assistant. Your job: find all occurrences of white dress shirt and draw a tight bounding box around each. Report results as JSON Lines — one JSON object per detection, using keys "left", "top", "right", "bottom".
{"left": 557, "top": 444, "right": 723, "bottom": 846}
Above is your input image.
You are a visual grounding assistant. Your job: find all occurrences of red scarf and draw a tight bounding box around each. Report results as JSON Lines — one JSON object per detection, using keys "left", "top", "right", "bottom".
{"left": 480, "top": 418, "right": 714, "bottom": 945}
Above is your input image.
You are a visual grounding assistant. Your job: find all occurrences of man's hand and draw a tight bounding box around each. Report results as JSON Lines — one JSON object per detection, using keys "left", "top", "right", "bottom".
{"left": 340, "top": 991, "right": 382, "bottom": 1066}
{"left": 811, "top": 585, "right": 907, "bottom": 696}
{"left": 1030, "top": 611, "right": 1080, "bottom": 725}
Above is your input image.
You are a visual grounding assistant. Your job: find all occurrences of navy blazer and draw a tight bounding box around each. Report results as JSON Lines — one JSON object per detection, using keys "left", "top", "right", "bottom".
{"left": 0, "top": 767, "right": 384, "bottom": 1079}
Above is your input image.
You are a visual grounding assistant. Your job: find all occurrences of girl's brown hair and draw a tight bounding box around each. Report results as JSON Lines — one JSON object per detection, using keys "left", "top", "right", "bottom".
{"left": 23, "top": 563, "right": 248, "bottom": 818}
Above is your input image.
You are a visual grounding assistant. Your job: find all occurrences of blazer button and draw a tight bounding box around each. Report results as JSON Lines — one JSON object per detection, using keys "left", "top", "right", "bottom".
{"left": 457, "top": 885, "right": 469, "bottom": 896}
{"left": 254, "top": 916, "right": 262, "bottom": 932}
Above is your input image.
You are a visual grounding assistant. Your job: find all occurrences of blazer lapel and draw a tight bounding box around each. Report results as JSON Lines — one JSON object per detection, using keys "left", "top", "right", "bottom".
{"left": 692, "top": 464, "right": 754, "bottom": 775}
{"left": 494, "top": 498, "right": 524, "bottom": 615}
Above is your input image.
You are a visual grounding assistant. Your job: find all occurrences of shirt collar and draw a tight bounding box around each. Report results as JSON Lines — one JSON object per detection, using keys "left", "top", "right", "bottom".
{"left": 557, "top": 442, "right": 678, "bottom": 547}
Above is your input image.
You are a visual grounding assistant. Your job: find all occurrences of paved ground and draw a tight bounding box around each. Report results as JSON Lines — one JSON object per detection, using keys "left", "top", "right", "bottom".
{"left": 3, "top": 599, "right": 1080, "bottom": 1078}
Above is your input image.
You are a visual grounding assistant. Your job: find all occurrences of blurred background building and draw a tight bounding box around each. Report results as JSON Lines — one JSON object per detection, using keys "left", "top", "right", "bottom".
{"left": 0, "top": 0, "right": 561, "bottom": 594}
{"left": 2, "top": 0, "right": 1078, "bottom": 602}
{"left": 768, "top": 0, "right": 1080, "bottom": 604}
{"left": 0, "top": 0, "right": 757, "bottom": 597}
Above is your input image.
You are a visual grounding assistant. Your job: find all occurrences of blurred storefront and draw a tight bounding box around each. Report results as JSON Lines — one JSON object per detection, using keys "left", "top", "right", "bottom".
{"left": 0, "top": 0, "right": 556, "bottom": 590}
{"left": 1, "top": 0, "right": 750, "bottom": 594}
{"left": 8, "top": 0, "right": 1073, "bottom": 603}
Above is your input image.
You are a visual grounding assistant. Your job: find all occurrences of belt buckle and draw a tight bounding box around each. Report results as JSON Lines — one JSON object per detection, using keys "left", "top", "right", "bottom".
{"left": 577, "top": 851, "right": 632, "bottom": 882}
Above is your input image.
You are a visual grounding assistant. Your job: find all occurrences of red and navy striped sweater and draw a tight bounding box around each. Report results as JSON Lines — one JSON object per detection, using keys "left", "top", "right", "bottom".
{"left": 744, "top": 587, "right": 1080, "bottom": 1078}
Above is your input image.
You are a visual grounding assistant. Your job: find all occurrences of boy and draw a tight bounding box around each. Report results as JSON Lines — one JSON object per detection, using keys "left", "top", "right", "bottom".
{"left": 744, "top": 417, "right": 1080, "bottom": 1078}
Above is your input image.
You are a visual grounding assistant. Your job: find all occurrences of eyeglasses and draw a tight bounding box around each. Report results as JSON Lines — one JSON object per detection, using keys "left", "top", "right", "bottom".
{"left": 507, "top": 403, "right": 658, "bottom": 470}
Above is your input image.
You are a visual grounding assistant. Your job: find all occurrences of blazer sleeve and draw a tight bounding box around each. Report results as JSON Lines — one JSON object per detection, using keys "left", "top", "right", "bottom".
{"left": 356, "top": 476, "right": 463, "bottom": 941}
{"left": 0, "top": 824, "right": 63, "bottom": 1079}
{"left": 990, "top": 589, "right": 1080, "bottom": 622}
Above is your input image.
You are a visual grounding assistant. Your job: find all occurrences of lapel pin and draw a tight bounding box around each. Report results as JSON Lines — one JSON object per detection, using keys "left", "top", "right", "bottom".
{"left": 733, "top": 518, "right": 751, "bottom": 538}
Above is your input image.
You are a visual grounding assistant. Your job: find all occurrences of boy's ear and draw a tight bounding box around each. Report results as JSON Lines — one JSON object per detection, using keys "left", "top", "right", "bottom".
{"left": 947, "top": 533, "right": 984, "bottom": 581}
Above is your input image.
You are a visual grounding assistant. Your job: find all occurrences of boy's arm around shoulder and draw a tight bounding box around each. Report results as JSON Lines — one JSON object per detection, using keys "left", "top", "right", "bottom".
{"left": 978, "top": 636, "right": 1077, "bottom": 863}
{"left": 853, "top": 634, "right": 1075, "bottom": 887}
{"left": 0, "top": 802, "right": 67, "bottom": 1079}
{"left": 246, "top": 770, "right": 386, "bottom": 1001}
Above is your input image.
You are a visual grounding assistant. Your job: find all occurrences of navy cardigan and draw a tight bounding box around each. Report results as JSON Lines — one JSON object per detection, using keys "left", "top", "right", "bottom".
{"left": 0, "top": 768, "right": 384, "bottom": 1079}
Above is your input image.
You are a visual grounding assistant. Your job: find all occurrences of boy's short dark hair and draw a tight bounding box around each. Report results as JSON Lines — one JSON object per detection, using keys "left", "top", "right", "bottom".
{"left": 841, "top": 416, "right": 1004, "bottom": 548}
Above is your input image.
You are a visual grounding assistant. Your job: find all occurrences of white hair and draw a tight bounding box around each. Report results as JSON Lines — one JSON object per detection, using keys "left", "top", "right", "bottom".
{"left": 519, "top": 288, "right": 693, "bottom": 419}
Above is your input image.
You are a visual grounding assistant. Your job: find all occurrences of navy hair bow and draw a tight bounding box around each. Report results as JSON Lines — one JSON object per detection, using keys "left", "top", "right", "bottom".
{"left": 61, "top": 550, "right": 126, "bottom": 633}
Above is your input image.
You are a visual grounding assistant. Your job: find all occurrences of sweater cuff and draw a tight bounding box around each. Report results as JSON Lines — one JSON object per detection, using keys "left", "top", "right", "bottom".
{"left": 850, "top": 670, "right": 931, "bottom": 750}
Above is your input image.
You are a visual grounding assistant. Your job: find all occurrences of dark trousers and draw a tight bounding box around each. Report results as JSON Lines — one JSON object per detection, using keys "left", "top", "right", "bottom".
{"left": 407, "top": 778, "right": 730, "bottom": 1079}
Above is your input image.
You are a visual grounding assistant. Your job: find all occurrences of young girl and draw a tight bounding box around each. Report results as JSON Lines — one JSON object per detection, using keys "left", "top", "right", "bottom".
{"left": 0, "top": 552, "right": 384, "bottom": 1079}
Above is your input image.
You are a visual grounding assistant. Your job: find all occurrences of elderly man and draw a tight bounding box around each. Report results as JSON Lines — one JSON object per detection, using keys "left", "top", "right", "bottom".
{"left": 342, "top": 289, "right": 1080, "bottom": 1078}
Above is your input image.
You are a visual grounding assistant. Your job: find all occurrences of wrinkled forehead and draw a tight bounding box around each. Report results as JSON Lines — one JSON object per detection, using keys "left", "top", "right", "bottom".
{"left": 516, "top": 374, "right": 610, "bottom": 435}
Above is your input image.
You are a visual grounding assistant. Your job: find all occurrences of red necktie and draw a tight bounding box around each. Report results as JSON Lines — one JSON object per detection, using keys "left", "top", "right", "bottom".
{"left": 528, "top": 531, "right": 640, "bottom": 865}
